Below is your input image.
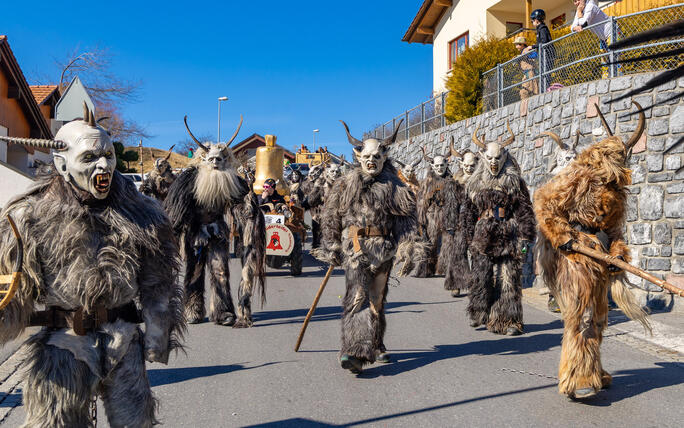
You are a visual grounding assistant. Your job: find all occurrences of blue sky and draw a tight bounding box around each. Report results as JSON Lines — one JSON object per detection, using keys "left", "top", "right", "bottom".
{"left": 4, "top": 1, "right": 433, "bottom": 159}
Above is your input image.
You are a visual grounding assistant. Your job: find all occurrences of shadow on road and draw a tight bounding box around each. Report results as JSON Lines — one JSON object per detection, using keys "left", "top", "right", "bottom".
{"left": 148, "top": 361, "right": 284, "bottom": 387}
{"left": 361, "top": 332, "right": 562, "bottom": 378}
{"left": 241, "top": 384, "right": 556, "bottom": 427}
{"left": 580, "top": 362, "right": 684, "bottom": 406}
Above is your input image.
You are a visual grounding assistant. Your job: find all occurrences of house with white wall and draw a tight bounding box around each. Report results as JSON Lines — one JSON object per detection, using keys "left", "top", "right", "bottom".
{"left": 402, "top": 0, "right": 622, "bottom": 95}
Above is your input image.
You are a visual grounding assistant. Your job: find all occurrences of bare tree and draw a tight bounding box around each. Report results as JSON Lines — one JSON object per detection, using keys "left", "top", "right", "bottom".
{"left": 54, "top": 46, "right": 149, "bottom": 143}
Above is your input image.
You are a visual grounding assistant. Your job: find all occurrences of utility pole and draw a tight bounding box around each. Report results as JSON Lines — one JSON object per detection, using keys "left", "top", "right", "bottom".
{"left": 138, "top": 139, "right": 144, "bottom": 175}
{"left": 218, "top": 96, "right": 228, "bottom": 142}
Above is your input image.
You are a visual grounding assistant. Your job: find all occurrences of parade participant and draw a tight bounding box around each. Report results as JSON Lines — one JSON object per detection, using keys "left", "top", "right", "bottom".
{"left": 164, "top": 115, "right": 265, "bottom": 327}
{"left": 140, "top": 145, "right": 176, "bottom": 201}
{"left": 314, "top": 120, "right": 417, "bottom": 373}
{"left": 394, "top": 158, "right": 421, "bottom": 194}
{"left": 534, "top": 103, "right": 650, "bottom": 399}
{"left": 287, "top": 165, "right": 306, "bottom": 204}
{"left": 302, "top": 162, "right": 326, "bottom": 248}
{"left": 453, "top": 149, "right": 478, "bottom": 185}
{"left": 302, "top": 162, "right": 340, "bottom": 246}
{"left": 414, "top": 144, "right": 453, "bottom": 278}
{"left": 441, "top": 141, "right": 475, "bottom": 297}
{"left": 259, "top": 177, "right": 286, "bottom": 208}
{"left": 0, "top": 103, "right": 185, "bottom": 427}
{"left": 466, "top": 122, "right": 536, "bottom": 336}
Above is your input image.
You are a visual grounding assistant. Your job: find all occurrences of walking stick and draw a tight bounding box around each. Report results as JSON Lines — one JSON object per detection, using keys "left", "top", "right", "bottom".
{"left": 570, "top": 242, "right": 684, "bottom": 297}
{"left": 294, "top": 265, "right": 335, "bottom": 352}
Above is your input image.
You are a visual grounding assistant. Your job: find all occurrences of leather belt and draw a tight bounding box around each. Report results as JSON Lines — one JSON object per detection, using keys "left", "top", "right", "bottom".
{"left": 481, "top": 206, "right": 507, "bottom": 220}
{"left": 348, "top": 225, "right": 387, "bottom": 253}
{"left": 29, "top": 301, "right": 142, "bottom": 336}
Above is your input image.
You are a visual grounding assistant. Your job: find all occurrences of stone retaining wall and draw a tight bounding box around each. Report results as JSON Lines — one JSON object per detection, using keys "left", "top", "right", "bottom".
{"left": 388, "top": 72, "right": 683, "bottom": 311}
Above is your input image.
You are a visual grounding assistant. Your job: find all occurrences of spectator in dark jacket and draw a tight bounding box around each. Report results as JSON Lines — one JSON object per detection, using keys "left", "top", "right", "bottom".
{"left": 524, "top": 9, "right": 555, "bottom": 91}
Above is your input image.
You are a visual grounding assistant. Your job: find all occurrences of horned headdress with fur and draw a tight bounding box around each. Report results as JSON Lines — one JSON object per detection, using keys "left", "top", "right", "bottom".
{"left": 184, "top": 114, "right": 243, "bottom": 169}
{"left": 0, "top": 102, "right": 115, "bottom": 200}
{"left": 340, "top": 118, "right": 403, "bottom": 177}
{"left": 420, "top": 137, "right": 461, "bottom": 177}
{"left": 541, "top": 130, "right": 580, "bottom": 175}
{"left": 471, "top": 120, "right": 515, "bottom": 177}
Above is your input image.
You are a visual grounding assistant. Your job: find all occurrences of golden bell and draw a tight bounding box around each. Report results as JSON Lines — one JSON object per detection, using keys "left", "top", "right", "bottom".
{"left": 254, "top": 135, "right": 287, "bottom": 195}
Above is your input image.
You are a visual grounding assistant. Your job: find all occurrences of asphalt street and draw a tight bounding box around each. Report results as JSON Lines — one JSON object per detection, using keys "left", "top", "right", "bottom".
{"left": 2, "top": 253, "right": 684, "bottom": 427}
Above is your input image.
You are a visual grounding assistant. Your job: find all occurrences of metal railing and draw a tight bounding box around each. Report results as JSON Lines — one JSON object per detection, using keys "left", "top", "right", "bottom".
{"left": 482, "top": 3, "right": 684, "bottom": 112}
{"left": 364, "top": 91, "right": 449, "bottom": 142}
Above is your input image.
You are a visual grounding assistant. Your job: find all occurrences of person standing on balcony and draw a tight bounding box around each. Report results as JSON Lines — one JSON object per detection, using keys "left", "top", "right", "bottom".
{"left": 524, "top": 9, "right": 555, "bottom": 91}
{"left": 571, "top": 0, "right": 621, "bottom": 78}
{"left": 514, "top": 36, "right": 538, "bottom": 99}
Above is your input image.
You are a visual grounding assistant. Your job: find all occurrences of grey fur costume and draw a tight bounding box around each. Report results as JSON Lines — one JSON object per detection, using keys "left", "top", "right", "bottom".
{"left": 414, "top": 169, "right": 451, "bottom": 277}
{"left": 0, "top": 171, "right": 185, "bottom": 427}
{"left": 315, "top": 162, "right": 417, "bottom": 364}
{"left": 140, "top": 167, "right": 176, "bottom": 201}
{"left": 164, "top": 166, "right": 265, "bottom": 327}
{"left": 302, "top": 164, "right": 326, "bottom": 248}
{"left": 441, "top": 178, "right": 475, "bottom": 293}
{"left": 465, "top": 156, "right": 536, "bottom": 334}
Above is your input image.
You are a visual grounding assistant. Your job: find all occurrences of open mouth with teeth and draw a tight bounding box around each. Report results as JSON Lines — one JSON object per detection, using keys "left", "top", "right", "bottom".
{"left": 365, "top": 161, "right": 377, "bottom": 170}
{"left": 489, "top": 164, "right": 499, "bottom": 174}
{"left": 93, "top": 173, "right": 111, "bottom": 193}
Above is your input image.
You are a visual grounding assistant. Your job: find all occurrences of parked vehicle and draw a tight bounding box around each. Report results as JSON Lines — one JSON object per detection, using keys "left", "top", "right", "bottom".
{"left": 122, "top": 173, "right": 143, "bottom": 190}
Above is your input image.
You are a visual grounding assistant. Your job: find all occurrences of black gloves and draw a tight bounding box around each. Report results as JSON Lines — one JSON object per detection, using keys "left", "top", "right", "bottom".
{"left": 558, "top": 239, "right": 574, "bottom": 251}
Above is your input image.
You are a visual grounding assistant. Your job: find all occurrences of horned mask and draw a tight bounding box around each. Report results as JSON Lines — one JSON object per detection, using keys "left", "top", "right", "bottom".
{"left": 394, "top": 158, "right": 421, "bottom": 179}
{"left": 448, "top": 136, "right": 477, "bottom": 178}
{"left": 542, "top": 130, "right": 579, "bottom": 175}
{"left": 184, "top": 115, "right": 243, "bottom": 171}
{"left": 340, "top": 119, "right": 403, "bottom": 177}
{"left": 152, "top": 145, "right": 175, "bottom": 175}
{"left": 325, "top": 163, "right": 341, "bottom": 183}
{"left": 471, "top": 120, "right": 515, "bottom": 177}
{"left": 0, "top": 102, "right": 115, "bottom": 200}
{"left": 422, "top": 137, "right": 461, "bottom": 177}
{"left": 594, "top": 101, "right": 645, "bottom": 162}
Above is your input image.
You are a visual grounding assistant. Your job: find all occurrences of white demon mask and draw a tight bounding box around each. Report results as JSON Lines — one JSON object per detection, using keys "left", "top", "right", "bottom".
{"left": 543, "top": 130, "right": 579, "bottom": 175}
{"left": 325, "top": 164, "right": 341, "bottom": 183}
{"left": 0, "top": 103, "right": 116, "bottom": 199}
{"left": 472, "top": 120, "right": 515, "bottom": 177}
{"left": 308, "top": 162, "right": 325, "bottom": 182}
{"left": 421, "top": 140, "right": 456, "bottom": 178}
{"left": 184, "top": 115, "right": 243, "bottom": 171}
{"left": 341, "top": 119, "right": 402, "bottom": 177}
{"left": 395, "top": 158, "right": 420, "bottom": 179}
{"left": 152, "top": 144, "right": 175, "bottom": 175}
{"left": 460, "top": 152, "right": 477, "bottom": 176}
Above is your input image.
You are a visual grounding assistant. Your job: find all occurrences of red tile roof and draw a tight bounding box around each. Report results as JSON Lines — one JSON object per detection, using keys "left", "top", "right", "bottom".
{"left": 30, "top": 85, "right": 58, "bottom": 105}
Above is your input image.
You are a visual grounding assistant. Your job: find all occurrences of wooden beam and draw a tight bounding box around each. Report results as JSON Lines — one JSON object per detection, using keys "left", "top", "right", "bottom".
{"left": 525, "top": 0, "right": 532, "bottom": 29}
{"left": 417, "top": 26, "right": 434, "bottom": 35}
{"left": 435, "top": 0, "right": 452, "bottom": 7}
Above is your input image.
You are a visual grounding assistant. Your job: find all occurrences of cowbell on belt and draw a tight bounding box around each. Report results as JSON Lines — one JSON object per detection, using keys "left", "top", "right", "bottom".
{"left": 348, "top": 225, "right": 388, "bottom": 253}
{"left": 29, "top": 301, "right": 142, "bottom": 336}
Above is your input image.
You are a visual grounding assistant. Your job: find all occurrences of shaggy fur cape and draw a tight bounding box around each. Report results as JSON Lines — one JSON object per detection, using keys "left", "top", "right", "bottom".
{"left": 414, "top": 169, "right": 451, "bottom": 277}
{"left": 465, "top": 155, "right": 536, "bottom": 333}
{"left": 316, "top": 162, "right": 417, "bottom": 363}
{"left": 534, "top": 136, "right": 649, "bottom": 396}
{"left": 140, "top": 168, "right": 175, "bottom": 201}
{"left": 441, "top": 179, "right": 475, "bottom": 291}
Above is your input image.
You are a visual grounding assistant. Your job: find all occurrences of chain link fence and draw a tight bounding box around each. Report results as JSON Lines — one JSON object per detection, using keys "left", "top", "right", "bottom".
{"left": 364, "top": 91, "right": 448, "bottom": 142}
{"left": 483, "top": 3, "right": 684, "bottom": 111}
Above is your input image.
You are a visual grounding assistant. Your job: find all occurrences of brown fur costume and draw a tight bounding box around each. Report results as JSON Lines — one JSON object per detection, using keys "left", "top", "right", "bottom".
{"left": 534, "top": 103, "right": 650, "bottom": 399}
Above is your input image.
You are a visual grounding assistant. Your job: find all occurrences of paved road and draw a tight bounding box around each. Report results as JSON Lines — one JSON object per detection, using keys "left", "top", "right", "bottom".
{"left": 2, "top": 253, "right": 684, "bottom": 427}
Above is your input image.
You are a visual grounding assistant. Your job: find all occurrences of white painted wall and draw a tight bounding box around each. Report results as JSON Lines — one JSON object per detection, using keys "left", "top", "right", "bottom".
{"left": 55, "top": 76, "right": 95, "bottom": 122}
{"left": 0, "top": 161, "right": 34, "bottom": 209}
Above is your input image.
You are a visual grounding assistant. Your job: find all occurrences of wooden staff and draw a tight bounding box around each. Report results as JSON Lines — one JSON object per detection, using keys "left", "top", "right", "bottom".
{"left": 570, "top": 242, "right": 684, "bottom": 297}
{"left": 294, "top": 265, "right": 335, "bottom": 351}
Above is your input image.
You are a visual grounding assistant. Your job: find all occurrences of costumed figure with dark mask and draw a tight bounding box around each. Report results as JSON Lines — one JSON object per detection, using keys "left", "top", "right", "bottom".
{"left": 0, "top": 104, "right": 185, "bottom": 427}
{"left": 534, "top": 104, "right": 650, "bottom": 399}
{"left": 302, "top": 162, "right": 341, "bottom": 246}
{"left": 164, "top": 116, "right": 266, "bottom": 327}
{"left": 413, "top": 144, "right": 453, "bottom": 278}
{"left": 465, "top": 122, "right": 536, "bottom": 336}
{"left": 287, "top": 165, "right": 306, "bottom": 205}
{"left": 313, "top": 120, "right": 417, "bottom": 374}
{"left": 140, "top": 145, "right": 176, "bottom": 201}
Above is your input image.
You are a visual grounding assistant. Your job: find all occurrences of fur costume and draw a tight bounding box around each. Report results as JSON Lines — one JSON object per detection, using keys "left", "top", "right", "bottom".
{"left": 140, "top": 146, "right": 176, "bottom": 201}
{"left": 314, "top": 121, "right": 417, "bottom": 372}
{"left": 441, "top": 178, "right": 475, "bottom": 296}
{"left": 164, "top": 116, "right": 265, "bottom": 328}
{"left": 465, "top": 124, "right": 536, "bottom": 335}
{"left": 0, "top": 108, "right": 184, "bottom": 427}
{"left": 413, "top": 147, "right": 454, "bottom": 278}
{"left": 394, "top": 159, "right": 420, "bottom": 194}
{"left": 534, "top": 103, "right": 650, "bottom": 399}
{"left": 302, "top": 163, "right": 339, "bottom": 248}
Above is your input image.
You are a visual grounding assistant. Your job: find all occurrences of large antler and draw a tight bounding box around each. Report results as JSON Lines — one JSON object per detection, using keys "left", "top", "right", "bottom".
{"left": 383, "top": 118, "right": 404, "bottom": 147}
{"left": 164, "top": 145, "right": 176, "bottom": 161}
{"left": 449, "top": 136, "right": 462, "bottom": 158}
{"left": 625, "top": 101, "right": 645, "bottom": 151}
{"left": 541, "top": 131, "right": 567, "bottom": 150}
{"left": 501, "top": 120, "right": 515, "bottom": 148}
{"left": 339, "top": 120, "right": 363, "bottom": 147}
{"left": 0, "top": 215, "right": 22, "bottom": 311}
{"left": 421, "top": 146, "right": 433, "bottom": 164}
{"left": 183, "top": 115, "right": 209, "bottom": 152}
{"left": 594, "top": 103, "right": 614, "bottom": 137}
{"left": 225, "top": 115, "right": 244, "bottom": 146}
{"left": 471, "top": 125, "right": 486, "bottom": 149}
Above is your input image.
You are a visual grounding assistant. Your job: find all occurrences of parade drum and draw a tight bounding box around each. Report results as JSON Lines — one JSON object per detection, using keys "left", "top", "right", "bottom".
{"left": 264, "top": 214, "right": 294, "bottom": 256}
{"left": 0, "top": 215, "right": 22, "bottom": 310}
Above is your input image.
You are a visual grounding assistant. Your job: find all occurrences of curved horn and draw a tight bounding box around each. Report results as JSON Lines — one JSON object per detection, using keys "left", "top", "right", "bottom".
{"left": 449, "top": 136, "right": 462, "bottom": 158}
{"left": 541, "top": 131, "right": 566, "bottom": 150}
{"left": 183, "top": 115, "right": 209, "bottom": 152}
{"left": 225, "top": 115, "right": 243, "bottom": 146}
{"left": 411, "top": 158, "right": 421, "bottom": 168}
{"left": 0, "top": 136, "right": 66, "bottom": 150}
{"left": 88, "top": 110, "right": 96, "bottom": 127}
{"left": 595, "top": 103, "right": 613, "bottom": 136}
{"left": 165, "top": 145, "right": 175, "bottom": 161}
{"left": 96, "top": 116, "right": 110, "bottom": 124}
{"left": 339, "top": 120, "right": 363, "bottom": 147}
{"left": 501, "top": 120, "right": 515, "bottom": 148}
{"left": 471, "top": 125, "right": 486, "bottom": 149}
{"left": 384, "top": 118, "right": 404, "bottom": 146}
{"left": 394, "top": 159, "right": 406, "bottom": 168}
{"left": 573, "top": 130, "right": 580, "bottom": 149}
{"left": 82, "top": 101, "right": 89, "bottom": 123}
{"left": 625, "top": 101, "right": 645, "bottom": 150}
{"left": 421, "top": 146, "right": 433, "bottom": 164}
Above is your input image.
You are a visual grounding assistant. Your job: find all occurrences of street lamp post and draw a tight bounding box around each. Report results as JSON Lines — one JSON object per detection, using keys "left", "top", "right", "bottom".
{"left": 313, "top": 129, "right": 319, "bottom": 152}
{"left": 218, "top": 96, "right": 228, "bottom": 142}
